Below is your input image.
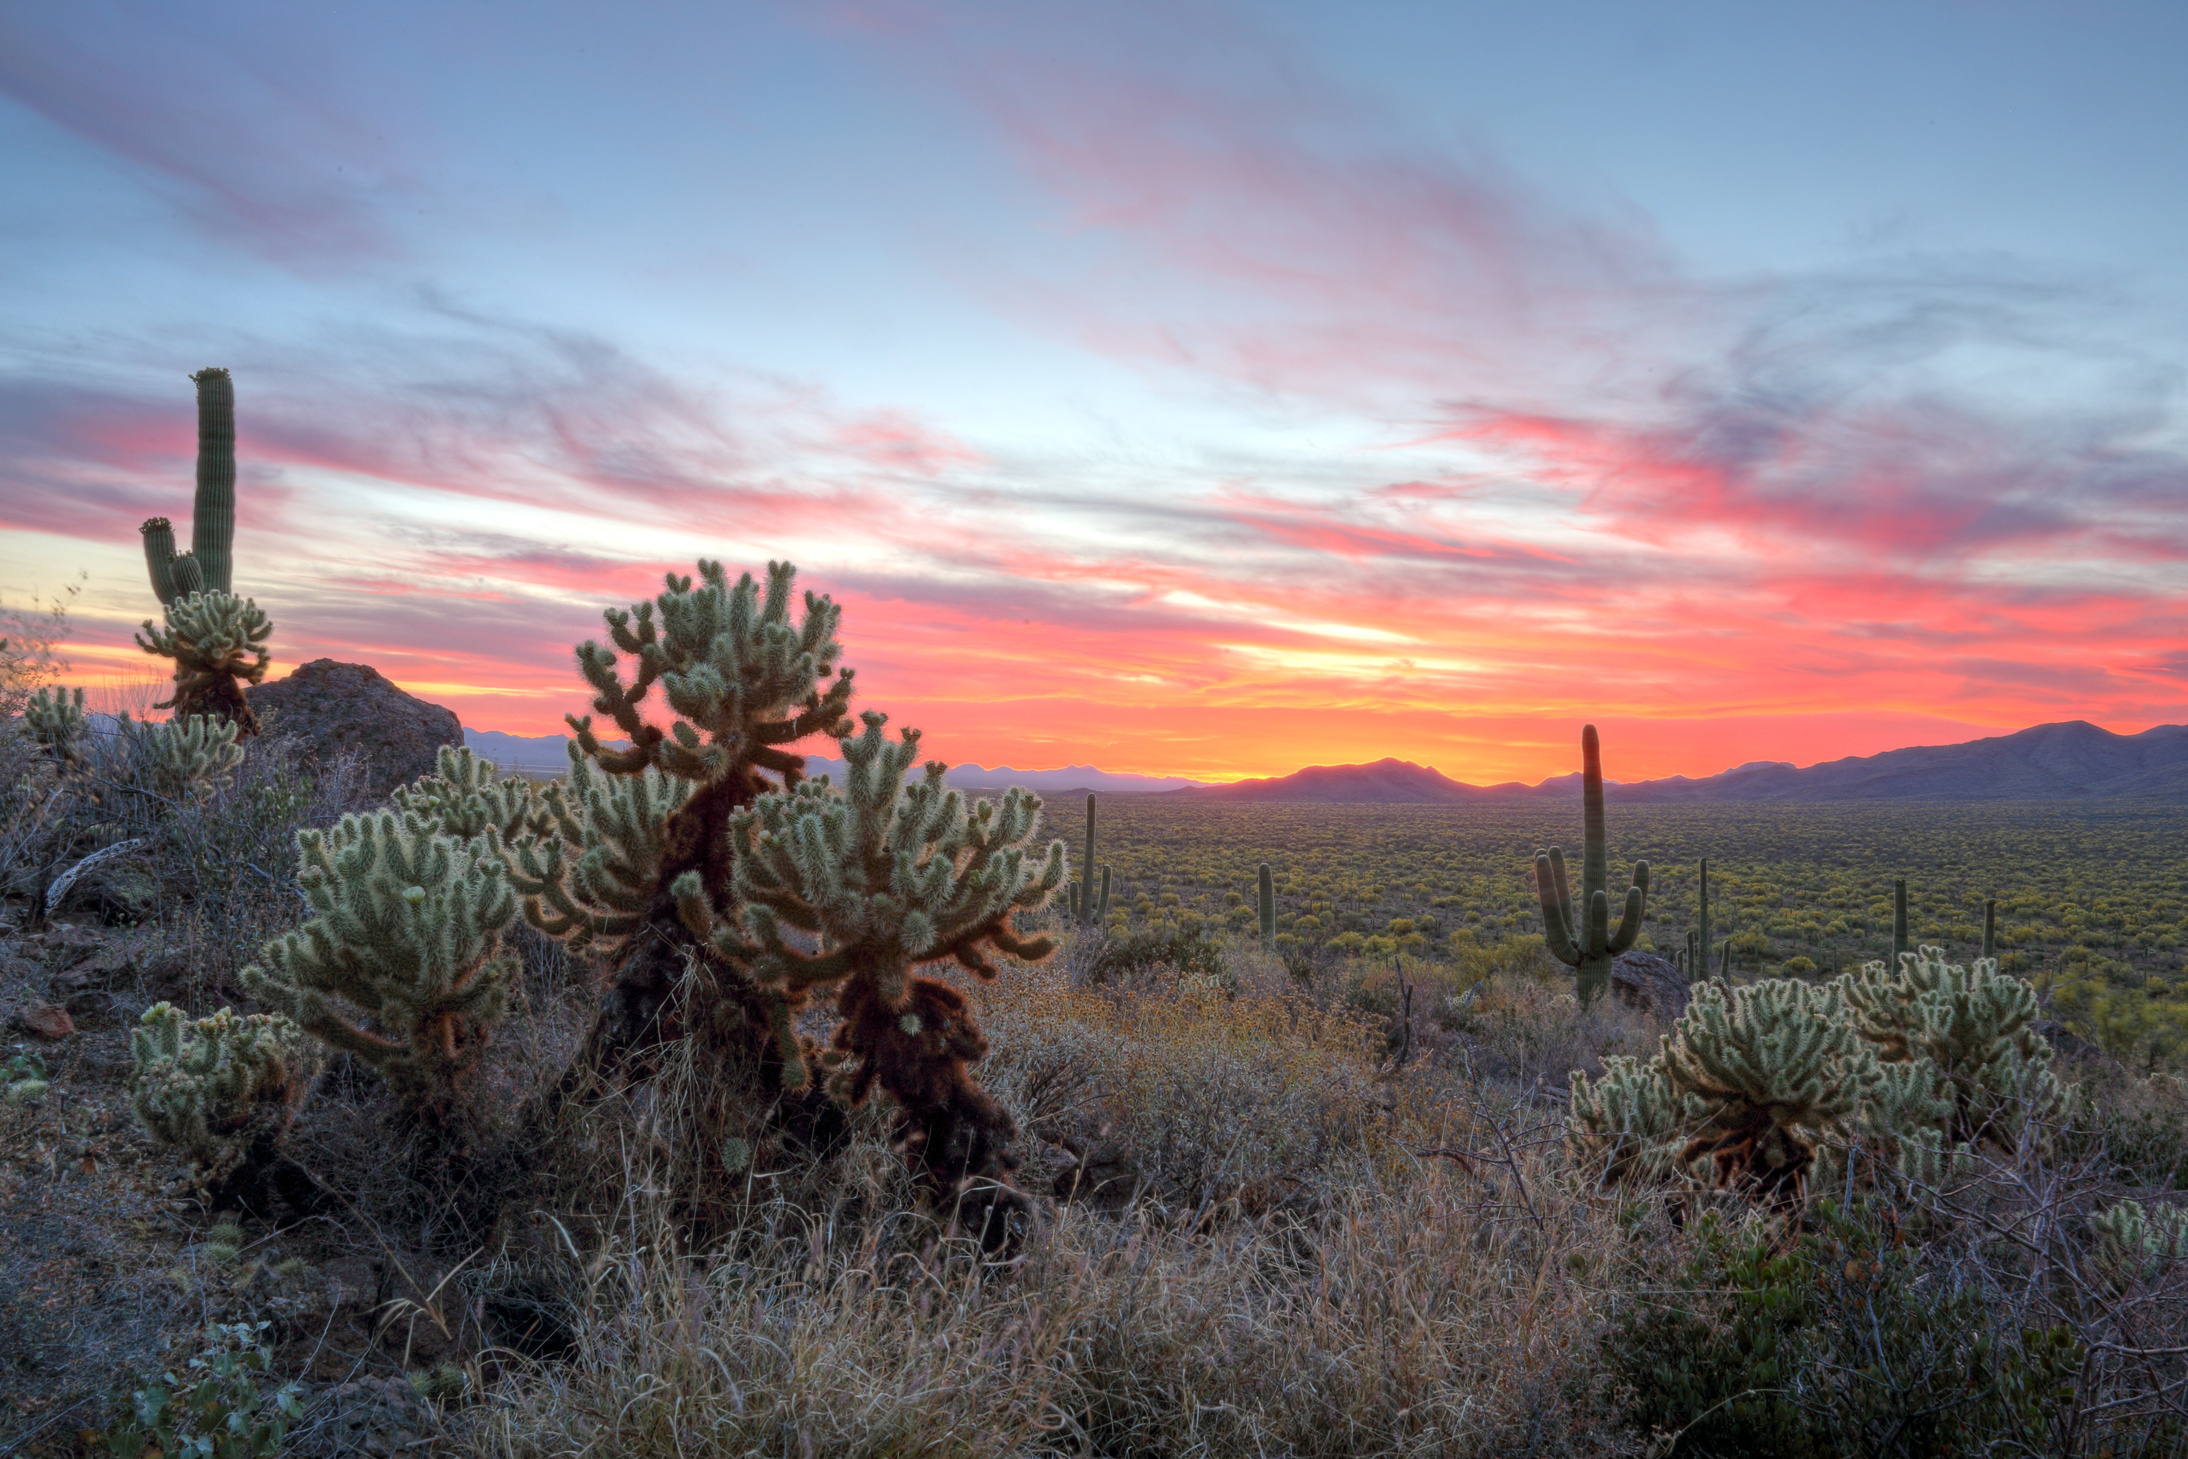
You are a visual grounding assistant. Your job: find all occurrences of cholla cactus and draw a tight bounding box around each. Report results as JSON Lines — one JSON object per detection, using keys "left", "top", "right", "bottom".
{"left": 392, "top": 745, "right": 557, "bottom": 842}
{"left": 1661, "top": 978, "right": 1880, "bottom": 1205}
{"left": 242, "top": 809, "right": 516, "bottom": 1123}
{"left": 703, "top": 711, "right": 1063, "bottom": 1235}
{"left": 1839, "top": 946, "right": 2069, "bottom": 1149}
{"left": 129, "top": 1003, "right": 312, "bottom": 1186}
{"left": 2090, "top": 1198, "right": 2188, "bottom": 1292}
{"left": 1569, "top": 1054, "right": 1682, "bottom": 1184}
{"left": 23, "top": 685, "right": 87, "bottom": 766}
{"left": 135, "top": 589, "right": 272, "bottom": 735}
{"left": 504, "top": 560, "right": 853, "bottom": 1094}
{"left": 118, "top": 712, "right": 245, "bottom": 799}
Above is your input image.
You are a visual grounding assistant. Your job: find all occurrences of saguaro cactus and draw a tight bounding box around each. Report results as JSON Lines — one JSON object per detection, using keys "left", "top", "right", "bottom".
{"left": 1696, "top": 858, "right": 1712, "bottom": 985}
{"left": 1066, "top": 793, "right": 1110, "bottom": 927}
{"left": 1892, "top": 878, "right": 1909, "bottom": 965}
{"left": 1981, "top": 898, "right": 1997, "bottom": 962}
{"left": 136, "top": 368, "right": 270, "bottom": 733}
{"left": 142, "top": 368, "right": 237, "bottom": 601}
{"left": 1257, "top": 862, "right": 1275, "bottom": 946}
{"left": 1534, "top": 724, "right": 1650, "bottom": 1007}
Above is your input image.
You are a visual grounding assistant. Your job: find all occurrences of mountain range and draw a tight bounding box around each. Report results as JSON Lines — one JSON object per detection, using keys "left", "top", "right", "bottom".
{"left": 1171, "top": 721, "right": 2188, "bottom": 804}
{"left": 463, "top": 719, "right": 2187, "bottom": 803}
{"left": 459, "top": 729, "right": 1205, "bottom": 794}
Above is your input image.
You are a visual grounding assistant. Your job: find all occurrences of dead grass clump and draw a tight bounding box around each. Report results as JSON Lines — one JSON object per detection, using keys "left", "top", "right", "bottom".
{"left": 972, "top": 963, "right": 1385, "bottom": 1212}
{"left": 1443, "top": 966, "right": 1660, "bottom": 1097}
{"left": 472, "top": 1141, "right": 1635, "bottom": 1459}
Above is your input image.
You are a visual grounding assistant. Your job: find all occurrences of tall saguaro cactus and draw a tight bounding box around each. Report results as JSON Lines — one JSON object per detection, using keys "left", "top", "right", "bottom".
{"left": 137, "top": 368, "right": 270, "bottom": 734}
{"left": 1534, "top": 724, "right": 1651, "bottom": 1008}
{"left": 1696, "top": 858, "right": 1712, "bottom": 985}
{"left": 1066, "top": 793, "right": 1110, "bottom": 927}
{"left": 143, "top": 368, "right": 238, "bottom": 602}
{"left": 1981, "top": 898, "right": 1997, "bottom": 962}
{"left": 1893, "top": 878, "right": 1910, "bottom": 965}
{"left": 1257, "top": 862, "right": 1275, "bottom": 946}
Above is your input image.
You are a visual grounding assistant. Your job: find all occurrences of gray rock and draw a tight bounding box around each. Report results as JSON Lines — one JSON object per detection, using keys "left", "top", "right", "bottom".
{"left": 249, "top": 660, "right": 461, "bottom": 801}
{"left": 1610, "top": 950, "right": 1690, "bottom": 1022}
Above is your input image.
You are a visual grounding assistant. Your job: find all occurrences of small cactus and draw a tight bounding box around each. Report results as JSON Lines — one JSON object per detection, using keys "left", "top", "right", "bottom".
{"left": 1257, "top": 862, "right": 1275, "bottom": 947}
{"left": 23, "top": 686, "right": 87, "bottom": 766}
{"left": 242, "top": 809, "right": 517, "bottom": 1126}
{"left": 129, "top": 1004, "right": 313, "bottom": 1190}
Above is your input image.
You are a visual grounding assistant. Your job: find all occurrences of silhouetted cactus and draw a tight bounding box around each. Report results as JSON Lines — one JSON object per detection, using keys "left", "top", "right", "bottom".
{"left": 1534, "top": 724, "right": 1650, "bottom": 1007}
{"left": 1893, "top": 878, "right": 1909, "bottom": 965}
{"left": 1066, "top": 793, "right": 1110, "bottom": 927}
{"left": 1258, "top": 862, "right": 1275, "bottom": 946}
{"left": 136, "top": 369, "right": 269, "bottom": 734}
{"left": 1696, "top": 858, "right": 1711, "bottom": 985}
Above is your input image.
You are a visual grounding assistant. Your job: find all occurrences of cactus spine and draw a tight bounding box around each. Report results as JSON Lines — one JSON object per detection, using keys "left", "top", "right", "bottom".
{"left": 1066, "top": 793, "right": 1110, "bottom": 927}
{"left": 1534, "top": 724, "right": 1650, "bottom": 1007}
{"left": 1893, "top": 878, "right": 1909, "bottom": 965}
{"left": 1257, "top": 862, "right": 1275, "bottom": 946}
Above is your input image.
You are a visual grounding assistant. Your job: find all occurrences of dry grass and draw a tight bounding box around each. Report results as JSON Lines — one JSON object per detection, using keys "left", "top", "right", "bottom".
{"left": 457, "top": 951, "right": 1645, "bottom": 1459}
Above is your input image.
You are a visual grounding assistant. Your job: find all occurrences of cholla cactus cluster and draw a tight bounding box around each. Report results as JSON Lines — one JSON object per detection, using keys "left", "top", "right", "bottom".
{"left": 241, "top": 803, "right": 517, "bottom": 1124}
{"left": 715, "top": 711, "right": 1065, "bottom": 1221}
{"left": 135, "top": 590, "right": 273, "bottom": 734}
{"left": 498, "top": 559, "right": 1064, "bottom": 1237}
{"left": 2090, "top": 1198, "right": 2188, "bottom": 1292}
{"left": 1840, "top": 943, "right": 2069, "bottom": 1148}
{"left": 24, "top": 686, "right": 88, "bottom": 765}
{"left": 1571, "top": 946, "right": 2058, "bottom": 1205}
{"left": 128, "top": 1003, "right": 312, "bottom": 1185}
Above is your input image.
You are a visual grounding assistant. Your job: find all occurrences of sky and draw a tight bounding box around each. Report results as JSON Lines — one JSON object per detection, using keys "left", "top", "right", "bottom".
{"left": 3, "top": 0, "right": 2186, "bottom": 785}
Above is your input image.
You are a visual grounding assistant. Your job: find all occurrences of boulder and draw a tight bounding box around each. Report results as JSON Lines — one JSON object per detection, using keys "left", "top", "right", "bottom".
{"left": 1609, "top": 950, "right": 1691, "bottom": 1022}
{"left": 248, "top": 660, "right": 462, "bottom": 801}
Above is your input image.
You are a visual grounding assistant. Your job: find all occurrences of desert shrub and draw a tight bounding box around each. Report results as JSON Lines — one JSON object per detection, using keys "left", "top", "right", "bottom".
{"left": 1609, "top": 1201, "right": 2080, "bottom": 1457}
{"left": 1078, "top": 923, "right": 1228, "bottom": 986}
{"left": 975, "top": 966, "right": 1383, "bottom": 1209}
{"left": 102, "top": 1321, "right": 303, "bottom": 1459}
{"left": 2073, "top": 1069, "right": 2188, "bottom": 1189}
{"left": 1445, "top": 964, "right": 1658, "bottom": 1094}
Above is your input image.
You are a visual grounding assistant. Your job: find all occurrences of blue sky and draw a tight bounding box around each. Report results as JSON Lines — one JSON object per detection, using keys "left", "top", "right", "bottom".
{"left": 3, "top": 0, "right": 2185, "bottom": 782}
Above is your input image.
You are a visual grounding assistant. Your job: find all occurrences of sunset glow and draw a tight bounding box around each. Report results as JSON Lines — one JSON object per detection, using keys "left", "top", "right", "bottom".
{"left": 4, "top": 2, "right": 2184, "bottom": 784}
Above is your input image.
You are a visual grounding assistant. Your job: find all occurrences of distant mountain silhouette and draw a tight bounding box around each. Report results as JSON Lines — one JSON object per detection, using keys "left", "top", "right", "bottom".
{"left": 1173, "top": 721, "right": 2188, "bottom": 804}
{"left": 460, "top": 728, "right": 1205, "bottom": 794}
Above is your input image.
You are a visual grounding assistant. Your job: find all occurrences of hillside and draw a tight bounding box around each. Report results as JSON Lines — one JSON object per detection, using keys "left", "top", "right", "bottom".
{"left": 1173, "top": 720, "right": 2188, "bottom": 804}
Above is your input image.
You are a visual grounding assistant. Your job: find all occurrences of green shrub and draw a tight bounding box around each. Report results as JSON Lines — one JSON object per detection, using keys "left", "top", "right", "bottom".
{"left": 1609, "top": 1202, "right": 2078, "bottom": 1457}
{"left": 102, "top": 1322, "right": 302, "bottom": 1459}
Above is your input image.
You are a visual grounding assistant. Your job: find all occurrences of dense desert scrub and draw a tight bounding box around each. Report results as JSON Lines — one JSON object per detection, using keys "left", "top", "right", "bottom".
{"left": 474, "top": 985, "right": 1637, "bottom": 1459}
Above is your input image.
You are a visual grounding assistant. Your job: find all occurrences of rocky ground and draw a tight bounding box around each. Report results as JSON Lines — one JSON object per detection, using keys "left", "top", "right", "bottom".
{"left": 1, "top": 919, "right": 461, "bottom": 1457}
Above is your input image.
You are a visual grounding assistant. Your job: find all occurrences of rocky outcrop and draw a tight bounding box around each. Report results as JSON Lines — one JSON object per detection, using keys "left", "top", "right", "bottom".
{"left": 248, "top": 660, "right": 461, "bottom": 801}
{"left": 1609, "top": 950, "right": 1690, "bottom": 1022}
